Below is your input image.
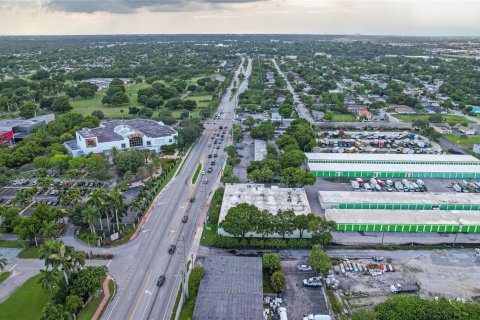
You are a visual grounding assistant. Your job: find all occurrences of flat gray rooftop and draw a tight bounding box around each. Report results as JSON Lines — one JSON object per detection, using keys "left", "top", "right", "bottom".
{"left": 193, "top": 256, "right": 263, "bottom": 320}
{"left": 219, "top": 184, "right": 311, "bottom": 222}
{"left": 307, "top": 163, "right": 480, "bottom": 173}
{"left": 77, "top": 119, "right": 176, "bottom": 143}
{"left": 325, "top": 209, "right": 480, "bottom": 225}
{"left": 319, "top": 191, "right": 480, "bottom": 205}
{"left": 305, "top": 152, "right": 479, "bottom": 162}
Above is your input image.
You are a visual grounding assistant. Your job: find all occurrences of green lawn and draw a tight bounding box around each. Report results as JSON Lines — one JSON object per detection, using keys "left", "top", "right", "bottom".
{"left": 330, "top": 112, "right": 356, "bottom": 122}
{"left": 394, "top": 114, "right": 473, "bottom": 126}
{"left": 0, "top": 274, "right": 53, "bottom": 320}
{"left": 444, "top": 134, "right": 480, "bottom": 147}
{"left": 0, "top": 240, "right": 21, "bottom": 248}
{"left": 78, "top": 278, "right": 115, "bottom": 320}
{"left": 0, "top": 271, "right": 11, "bottom": 284}
{"left": 17, "top": 246, "right": 42, "bottom": 259}
{"left": 200, "top": 227, "right": 217, "bottom": 246}
{"left": 70, "top": 82, "right": 150, "bottom": 118}
{"left": 192, "top": 163, "right": 202, "bottom": 184}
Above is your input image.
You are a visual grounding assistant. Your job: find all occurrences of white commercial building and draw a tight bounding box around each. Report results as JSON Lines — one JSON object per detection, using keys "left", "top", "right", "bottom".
{"left": 218, "top": 184, "right": 312, "bottom": 238}
{"left": 64, "top": 119, "right": 177, "bottom": 157}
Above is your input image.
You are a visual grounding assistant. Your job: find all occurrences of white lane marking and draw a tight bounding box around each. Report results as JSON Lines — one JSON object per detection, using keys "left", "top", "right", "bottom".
{"left": 8, "top": 264, "right": 17, "bottom": 271}
{"left": 107, "top": 260, "right": 112, "bottom": 268}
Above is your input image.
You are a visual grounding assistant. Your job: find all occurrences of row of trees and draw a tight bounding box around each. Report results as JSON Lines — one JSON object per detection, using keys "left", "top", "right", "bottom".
{"left": 221, "top": 203, "right": 336, "bottom": 243}
{"left": 34, "top": 153, "right": 110, "bottom": 180}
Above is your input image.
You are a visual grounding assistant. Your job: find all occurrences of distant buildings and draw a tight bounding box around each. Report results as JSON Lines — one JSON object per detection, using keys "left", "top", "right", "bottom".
{"left": 82, "top": 78, "right": 131, "bottom": 90}
{"left": 392, "top": 105, "right": 417, "bottom": 114}
{"left": 0, "top": 114, "right": 55, "bottom": 145}
{"left": 64, "top": 119, "right": 177, "bottom": 157}
{"left": 356, "top": 109, "right": 372, "bottom": 121}
{"left": 473, "top": 144, "right": 480, "bottom": 155}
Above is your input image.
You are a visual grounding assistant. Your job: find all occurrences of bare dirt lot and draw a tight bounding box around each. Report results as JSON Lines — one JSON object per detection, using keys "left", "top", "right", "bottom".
{"left": 329, "top": 249, "right": 480, "bottom": 312}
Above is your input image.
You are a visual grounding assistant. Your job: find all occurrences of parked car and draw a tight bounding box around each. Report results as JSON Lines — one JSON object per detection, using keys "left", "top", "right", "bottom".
{"left": 157, "top": 275, "right": 166, "bottom": 286}
{"left": 168, "top": 245, "right": 176, "bottom": 254}
{"left": 297, "top": 265, "right": 313, "bottom": 272}
{"left": 303, "top": 277, "right": 322, "bottom": 287}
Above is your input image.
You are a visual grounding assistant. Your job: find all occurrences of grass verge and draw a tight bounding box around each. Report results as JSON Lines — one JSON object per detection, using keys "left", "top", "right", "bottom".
{"left": 199, "top": 226, "right": 217, "bottom": 246}
{"left": 0, "top": 240, "right": 21, "bottom": 248}
{"left": 17, "top": 246, "right": 42, "bottom": 259}
{"left": 170, "top": 284, "right": 183, "bottom": 320}
{"left": 326, "top": 288, "right": 343, "bottom": 315}
{"left": 192, "top": 163, "right": 202, "bottom": 184}
{"left": 78, "top": 278, "right": 115, "bottom": 320}
{"left": 0, "top": 271, "right": 11, "bottom": 284}
{"left": 178, "top": 267, "right": 204, "bottom": 319}
{"left": 263, "top": 273, "right": 275, "bottom": 294}
{"left": 0, "top": 274, "right": 52, "bottom": 320}
{"left": 444, "top": 134, "right": 480, "bottom": 147}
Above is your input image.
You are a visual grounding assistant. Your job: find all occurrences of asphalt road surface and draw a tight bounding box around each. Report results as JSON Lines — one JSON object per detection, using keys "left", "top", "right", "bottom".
{"left": 102, "top": 57, "right": 252, "bottom": 320}
{"left": 272, "top": 58, "right": 315, "bottom": 125}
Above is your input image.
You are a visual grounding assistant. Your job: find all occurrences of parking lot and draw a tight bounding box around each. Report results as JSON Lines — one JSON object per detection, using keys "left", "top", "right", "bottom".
{"left": 232, "top": 132, "right": 254, "bottom": 183}
{"left": 281, "top": 259, "right": 329, "bottom": 319}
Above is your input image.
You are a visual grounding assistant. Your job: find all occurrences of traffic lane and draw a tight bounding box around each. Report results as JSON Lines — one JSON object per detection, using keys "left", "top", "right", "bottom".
{"left": 122, "top": 131, "right": 213, "bottom": 319}
{"left": 108, "top": 189, "right": 179, "bottom": 319}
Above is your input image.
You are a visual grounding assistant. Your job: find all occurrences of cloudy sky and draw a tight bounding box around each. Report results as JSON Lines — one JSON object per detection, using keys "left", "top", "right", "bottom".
{"left": 0, "top": 0, "right": 479, "bottom": 36}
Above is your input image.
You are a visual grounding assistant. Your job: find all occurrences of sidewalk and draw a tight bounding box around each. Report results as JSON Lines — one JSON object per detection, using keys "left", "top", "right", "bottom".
{"left": 92, "top": 275, "right": 114, "bottom": 320}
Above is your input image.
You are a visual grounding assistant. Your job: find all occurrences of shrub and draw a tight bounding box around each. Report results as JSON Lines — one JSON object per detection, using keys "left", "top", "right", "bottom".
{"left": 270, "top": 271, "right": 287, "bottom": 293}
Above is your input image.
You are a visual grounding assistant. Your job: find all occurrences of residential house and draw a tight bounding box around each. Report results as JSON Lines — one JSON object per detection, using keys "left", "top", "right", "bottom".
{"left": 357, "top": 109, "right": 372, "bottom": 121}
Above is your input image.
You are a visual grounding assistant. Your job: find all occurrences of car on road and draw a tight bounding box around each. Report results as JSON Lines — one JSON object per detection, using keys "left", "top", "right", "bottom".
{"left": 190, "top": 196, "right": 195, "bottom": 202}
{"left": 157, "top": 275, "right": 166, "bottom": 286}
{"left": 213, "top": 153, "right": 218, "bottom": 158}
{"left": 168, "top": 245, "right": 176, "bottom": 254}
{"left": 303, "top": 277, "right": 322, "bottom": 287}
{"left": 201, "top": 171, "right": 205, "bottom": 175}
{"left": 216, "top": 146, "right": 220, "bottom": 149}
{"left": 211, "top": 161, "right": 215, "bottom": 165}
{"left": 208, "top": 154, "right": 212, "bottom": 158}
{"left": 207, "top": 167, "right": 212, "bottom": 173}
{"left": 182, "top": 215, "right": 188, "bottom": 223}
{"left": 204, "top": 179, "right": 208, "bottom": 184}
{"left": 297, "top": 265, "right": 313, "bottom": 272}
{"left": 208, "top": 144, "right": 211, "bottom": 147}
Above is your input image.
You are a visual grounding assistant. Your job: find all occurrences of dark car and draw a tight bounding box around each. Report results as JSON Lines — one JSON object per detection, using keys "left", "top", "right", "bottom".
{"left": 190, "top": 196, "right": 195, "bottom": 203}
{"left": 216, "top": 146, "right": 220, "bottom": 149}
{"left": 208, "top": 154, "right": 212, "bottom": 158}
{"left": 207, "top": 167, "right": 213, "bottom": 173}
{"left": 182, "top": 215, "right": 188, "bottom": 223}
{"left": 211, "top": 161, "right": 215, "bottom": 165}
{"left": 157, "top": 275, "right": 166, "bottom": 286}
{"left": 213, "top": 153, "right": 218, "bottom": 158}
{"left": 168, "top": 245, "right": 176, "bottom": 254}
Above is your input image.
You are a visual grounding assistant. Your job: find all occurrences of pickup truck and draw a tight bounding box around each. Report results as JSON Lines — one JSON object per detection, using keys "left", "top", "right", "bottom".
{"left": 303, "top": 276, "right": 322, "bottom": 287}
{"left": 390, "top": 282, "right": 420, "bottom": 293}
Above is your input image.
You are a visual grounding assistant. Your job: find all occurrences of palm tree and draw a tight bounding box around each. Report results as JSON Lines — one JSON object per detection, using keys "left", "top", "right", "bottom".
{"left": 109, "top": 189, "right": 125, "bottom": 232}
{"left": 110, "top": 146, "right": 119, "bottom": 159}
{"left": 82, "top": 205, "right": 99, "bottom": 234}
{"left": 88, "top": 188, "right": 108, "bottom": 232}
{"left": 40, "top": 239, "right": 61, "bottom": 269}
{"left": 123, "top": 171, "right": 135, "bottom": 185}
{"left": 40, "top": 239, "right": 84, "bottom": 285}
{"left": 136, "top": 166, "right": 149, "bottom": 180}
{"left": 38, "top": 269, "right": 58, "bottom": 293}
{"left": 0, "top": 255, "right": 7, "bottom": 271}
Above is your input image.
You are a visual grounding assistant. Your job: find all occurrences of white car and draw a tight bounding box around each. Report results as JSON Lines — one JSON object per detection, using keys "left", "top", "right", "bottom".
{"left": 201, "top": 171, "right": 205, "bottom": 175}
{"left": 297, "top": 265, "right": 313, "bottom": 272}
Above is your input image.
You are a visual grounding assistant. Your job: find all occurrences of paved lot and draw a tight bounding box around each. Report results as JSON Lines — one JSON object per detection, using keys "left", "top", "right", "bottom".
{"left": 0, "top": 188, "right": 21, "bottom": 197}
{"left": 233, "top": 132, "right": 254, "bottom": 183}
{"left": 281, "top": 259, "right": 329, "bottom": 318}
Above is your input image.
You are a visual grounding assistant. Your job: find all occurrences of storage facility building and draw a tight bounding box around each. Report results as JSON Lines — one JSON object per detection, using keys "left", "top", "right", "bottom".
{"left": 326, "top": 209, "right": 480, "bottom": 233}
{"left": 319, "top": 191, "right": 480, "bottom": 211}
{"left": 306, "top": 153, "right": 480, "bottom": 178}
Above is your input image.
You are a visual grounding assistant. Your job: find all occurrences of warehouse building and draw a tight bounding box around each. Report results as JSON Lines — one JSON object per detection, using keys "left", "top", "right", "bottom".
{"left": 319, "top": 191, "right": 480, "bottom": 211}
{"left": 193, "top": 256, "right": 263, "bottom": 320}
{"left": 306, "top": 153, "right": 480, "bottom": 178}
{"left": 218, "top": 184, "right": 311, "bottom": 238}
{"left": 64, "top": 119, "right": 177, "bottom": 156}
{"left": 326, "top": 209, "right": 480, "bottom": 233}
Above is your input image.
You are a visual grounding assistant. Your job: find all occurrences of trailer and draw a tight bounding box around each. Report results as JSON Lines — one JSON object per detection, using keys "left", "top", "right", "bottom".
{"left": 390, "top": 283, "right": 420, "bottom": 293}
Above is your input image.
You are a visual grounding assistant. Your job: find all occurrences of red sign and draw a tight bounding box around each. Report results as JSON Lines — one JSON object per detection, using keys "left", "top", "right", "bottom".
{"left": 0, "top": 130, "right": 13, "bottom": 145}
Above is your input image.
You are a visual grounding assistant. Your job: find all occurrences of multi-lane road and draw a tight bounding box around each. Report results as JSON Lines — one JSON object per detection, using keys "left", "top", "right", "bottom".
{"left": 102, "top": 57, "right": 252, "bottom": 320}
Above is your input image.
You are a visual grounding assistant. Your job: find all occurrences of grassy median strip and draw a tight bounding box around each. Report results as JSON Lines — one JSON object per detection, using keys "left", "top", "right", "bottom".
{"left": 192, "top": 163, "right": 202, "bottom": 184}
